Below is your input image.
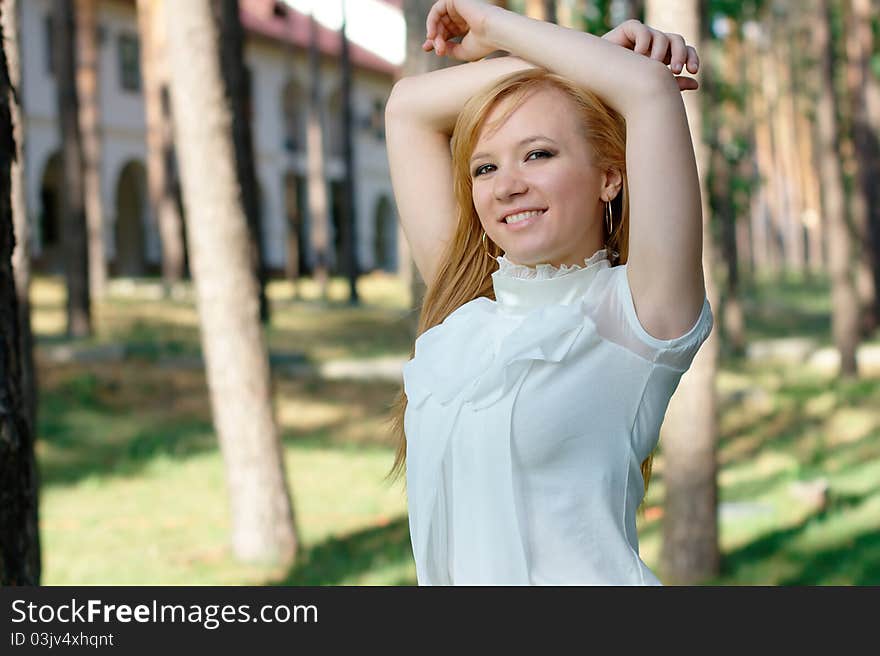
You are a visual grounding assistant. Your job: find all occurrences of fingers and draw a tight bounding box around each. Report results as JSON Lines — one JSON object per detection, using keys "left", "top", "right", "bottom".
{"left": 666, "top": 33, "right": 688, "bottom": 73}
{"left": 632, "top": 26, "right": 652, "bottom": 55}
{"left": 675, "top": 76, "right": 699, "bottom": 91}
{"left": 649, "top": 32, "right": 669, "bottom": 62}
{"left": 686, "top": 45, "right": 700, "bottom": 73}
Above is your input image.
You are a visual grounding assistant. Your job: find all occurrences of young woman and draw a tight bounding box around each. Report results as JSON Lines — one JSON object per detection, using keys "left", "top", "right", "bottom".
{"left": 384, "top": 0, "right": 714, "bottom": 585}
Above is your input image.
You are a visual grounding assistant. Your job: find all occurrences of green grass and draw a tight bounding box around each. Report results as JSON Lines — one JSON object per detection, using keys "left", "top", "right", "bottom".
{"left": 30, "top": 268, "right": 880, "bottom": 585}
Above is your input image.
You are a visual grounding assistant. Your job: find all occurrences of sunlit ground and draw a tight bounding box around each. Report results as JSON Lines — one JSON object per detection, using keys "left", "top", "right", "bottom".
{"left": 30, "top": 268, "right": 880, "bottom": 585}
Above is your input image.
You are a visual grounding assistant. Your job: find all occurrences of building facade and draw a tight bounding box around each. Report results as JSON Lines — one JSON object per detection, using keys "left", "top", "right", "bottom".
{"left": 21, "top": 0, "right": 402, "bottom": 278}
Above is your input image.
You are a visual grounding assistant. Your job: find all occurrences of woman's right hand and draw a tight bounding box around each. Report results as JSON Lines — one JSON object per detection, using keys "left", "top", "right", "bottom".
{"left": 421, "top": 0, "right": 502, "bottom": 62}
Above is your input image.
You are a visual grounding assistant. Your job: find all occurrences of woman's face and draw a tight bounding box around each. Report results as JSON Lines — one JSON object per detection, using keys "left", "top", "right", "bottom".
{"left": 470, "top": 87, "right": 618, "bottom": 267}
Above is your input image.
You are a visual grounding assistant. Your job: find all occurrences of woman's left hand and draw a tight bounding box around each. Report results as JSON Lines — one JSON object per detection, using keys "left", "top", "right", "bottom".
{"left": 602, "top": 19, "right": 700, "bottom": 92}
{"left": 421, "top": 0, "right": 502, "bottom": 62}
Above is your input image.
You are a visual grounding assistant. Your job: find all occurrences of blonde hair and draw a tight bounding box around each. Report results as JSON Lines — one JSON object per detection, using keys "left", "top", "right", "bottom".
{"left": 384, "top": 67, "right": 657, "bottom": 514}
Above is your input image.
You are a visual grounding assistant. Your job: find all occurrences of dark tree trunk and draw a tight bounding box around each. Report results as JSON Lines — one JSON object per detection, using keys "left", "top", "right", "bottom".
{"left": 0, "top": 0, "right": 41, "bottom": 586}
{"left": 814, "top": 0, "right": 860, "bottom": 378}
{"left": 3, "top": 0, "right": 37, "bottom": 439}
{"left": 306, "top": 11, "right": 330, "bottom": 299}
{"left": 53, "top": 0, "right": 91, "bottom": 337}
{"left": 75, "top": 0, "right": 107, "bottom": 299}
{"left": 214, "top": 0, "right": 269, "bottom": 324}
{"left": 340, "top": 2, "right": 359, "bottom": 305}
{"left": 845, "top": 0, "right": 880, "bottom": 336}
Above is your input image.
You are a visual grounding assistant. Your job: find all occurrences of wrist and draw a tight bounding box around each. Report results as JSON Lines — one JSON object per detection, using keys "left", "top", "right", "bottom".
{"left": 482, "top": 3, "right": 516, "bottom": 51}
{"left": 483, "top": 5, "right": 532, "bottom": 56}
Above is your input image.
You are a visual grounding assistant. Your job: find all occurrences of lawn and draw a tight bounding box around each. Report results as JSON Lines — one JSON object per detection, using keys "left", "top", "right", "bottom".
{"left": 29, "top": 267, "right": 880, "bottom": 585}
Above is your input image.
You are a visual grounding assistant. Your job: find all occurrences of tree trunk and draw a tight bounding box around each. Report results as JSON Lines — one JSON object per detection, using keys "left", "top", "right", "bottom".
{"left": 706, "top": 17, "right": 744, "bottom": 357}
{"left": 3, "top": 0, "right": 37, "bottom": 437}
{"left": 339, "top": 2, "right": 360, "bottom": 305}
{"left": 743, "top": 20, "right": 775, "bottom": 276}
{"left": 525, "top": 0, "right": 556, "bottom": 22}
{"left": 306, "top": 11, "right": 330, "bottom": 300}
{"left": 136, "top": 0, "right": 186, "bottom": 293}
{"left": 75, "top": 0, "right": 107, "bottom": 300}
{"left": 164, "top": 0, "right": 298, "bottom": 566}
{"left": 789, "top": 5, "right": 825, "bottom": 278}
{"left": 0, "top": 0, "right": 41, "bottom": 585}
{"left": 769, "top": 4, "right": 805, "bottom": 276}
{"left": 645, "top": 0, "right": 720, "bottom": 585}
{"left": 814, "top": 0, "right": 860, "bottom": 378}
{"left": 213, "top": 0, "right": 270, "bottom": 324}
{"left": 53, "top": 0, "right": 91, "bottom": 337}
{"left": 845, "top": 0, "right": 879, "bottom": 336}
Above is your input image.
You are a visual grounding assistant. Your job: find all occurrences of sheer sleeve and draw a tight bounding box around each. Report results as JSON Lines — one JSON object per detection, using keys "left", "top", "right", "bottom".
{"left": 583, "top": 263, "right": 714, "bottom": 373}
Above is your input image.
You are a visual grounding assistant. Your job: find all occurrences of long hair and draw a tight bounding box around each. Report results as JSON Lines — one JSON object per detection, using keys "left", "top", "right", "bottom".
{"left": 383, "top": 67, "right": 657, "bottom": 514}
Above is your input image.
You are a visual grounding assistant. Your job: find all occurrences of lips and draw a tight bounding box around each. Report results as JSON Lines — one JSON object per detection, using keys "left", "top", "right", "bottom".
{"left": 501, "top": 209, "right": 547, "bottom": 230}
{"left": 499, "top": 208, "right": 548, "bottom": 223}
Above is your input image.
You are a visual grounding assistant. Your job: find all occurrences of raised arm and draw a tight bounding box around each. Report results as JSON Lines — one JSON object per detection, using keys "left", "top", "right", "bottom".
{"left": 388, "top": 54, "right": 539, "bottom": 136}
{"left": 425, "top": 2, "right": 692, "bottom": 116}
{"left": 385, "top": 55, "right": 539, "bottom": 285}
{"left": 425, "top": 1, "right": 707, "bottom": 341}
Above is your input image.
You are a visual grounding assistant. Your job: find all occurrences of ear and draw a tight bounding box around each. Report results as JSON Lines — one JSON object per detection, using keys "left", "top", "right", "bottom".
{"left": 601, "top": 167, "right": 623, "bottom": 202}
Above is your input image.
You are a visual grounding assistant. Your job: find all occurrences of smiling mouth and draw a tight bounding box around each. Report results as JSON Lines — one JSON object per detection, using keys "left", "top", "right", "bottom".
{"left": 502, "top": 209, "right": 547, "bottom": 225}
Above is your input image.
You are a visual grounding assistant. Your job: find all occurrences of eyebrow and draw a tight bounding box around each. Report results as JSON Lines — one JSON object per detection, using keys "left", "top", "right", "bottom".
{"left": 470, "top": 136, "right": 559, "bottom": 165}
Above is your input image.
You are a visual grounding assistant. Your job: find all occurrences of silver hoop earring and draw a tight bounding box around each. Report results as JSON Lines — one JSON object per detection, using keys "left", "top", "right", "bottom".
{"left": 605, "top": 200, "right": 613, "bottom": 235}
{"left": 481, "top": 230, "right": 495, "bottom": 260}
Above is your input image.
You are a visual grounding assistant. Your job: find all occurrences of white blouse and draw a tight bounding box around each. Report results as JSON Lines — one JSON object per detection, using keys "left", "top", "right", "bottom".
{"left": 402, "top": 247, "right": 714, "bottom": 585}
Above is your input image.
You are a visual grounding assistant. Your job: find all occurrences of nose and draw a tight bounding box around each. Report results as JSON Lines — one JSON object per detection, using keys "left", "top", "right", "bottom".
{"left": 493, "top": 167, "right": 528, "bottom": 200}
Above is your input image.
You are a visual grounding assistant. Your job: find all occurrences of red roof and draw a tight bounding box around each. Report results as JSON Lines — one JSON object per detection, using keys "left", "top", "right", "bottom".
{"left": 240, "top": 0, "right": 401, "bottom": 77}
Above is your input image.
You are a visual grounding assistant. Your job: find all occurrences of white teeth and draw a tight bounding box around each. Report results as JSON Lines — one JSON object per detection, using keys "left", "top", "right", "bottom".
{"left": 505, "top": 209, "right": 544, "bottom": 224}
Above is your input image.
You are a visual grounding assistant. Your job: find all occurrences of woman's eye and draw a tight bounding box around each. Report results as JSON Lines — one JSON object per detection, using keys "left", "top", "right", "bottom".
{"left": 473, "top": 150, "right": 552, "bottom": 177}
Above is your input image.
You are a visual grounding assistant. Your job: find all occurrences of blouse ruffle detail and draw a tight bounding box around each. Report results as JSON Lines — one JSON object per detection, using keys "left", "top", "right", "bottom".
{"left": 403, "top": 298, "right": 591, "bottom": 412}
{"left": 494, "top": 247, "right": 611, "bottom": 280}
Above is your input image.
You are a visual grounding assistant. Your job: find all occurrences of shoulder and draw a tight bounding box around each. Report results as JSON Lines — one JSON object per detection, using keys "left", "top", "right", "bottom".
{"left": 585, "top": 263, "right": 713, "bottom": 372}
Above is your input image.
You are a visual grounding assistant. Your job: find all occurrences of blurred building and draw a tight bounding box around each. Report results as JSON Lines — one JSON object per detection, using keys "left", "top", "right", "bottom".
{"left": 21, "top": 0, "right": 403, "bottom": 277}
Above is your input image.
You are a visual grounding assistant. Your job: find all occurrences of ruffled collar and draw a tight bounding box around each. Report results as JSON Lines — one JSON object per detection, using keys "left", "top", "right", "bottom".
{"left": 491, "top": 247, "right": 611, "bottom": 310}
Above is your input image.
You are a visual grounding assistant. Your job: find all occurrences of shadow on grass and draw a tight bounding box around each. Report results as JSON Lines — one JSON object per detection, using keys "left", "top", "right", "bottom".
{"left": 270, "top": 515, "right": 416, "bottom": 586}
{"left": 706, "top": 486, "right": 876, "bottom": 585}
{"left": 37, "top": 369, "right": 219, "bottom": 488}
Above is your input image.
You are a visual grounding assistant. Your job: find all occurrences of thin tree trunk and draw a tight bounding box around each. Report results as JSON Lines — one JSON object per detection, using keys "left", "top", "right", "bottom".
{"left": 814, "top": 0, "right": 860, "bottom": 378}
{"left": 0, "top": 0, "right": 41, "bottom": 585}
{"left": 3, "top": 0, "right": 37, "bottom": 436}
{"left": 557, "top": 0, "right": 586, "bottom": 28}
{"left": 164, "top": 0, "right": 298, "bottom": 566}
{"left": 214, "top": 0, "right": 269, "bottom": 323}
{"left": 759, "top": 19, "right": 788, "bottom": 275}
{"left": 340, "top": 1, "right": 359, "bottom": 305}
{"left": 845, "top": 0, "right": 879, "bottom": 336}
{"left": 525, "top": 0, "right": 556, "bottom": 22}
{"left": 646, "top": 0, "right": 720, "bottom": 585}
{"left": 769, "top": 5, "right": 806, "bottom": 275}
{"left": 53, "top": 0, "right": 91, "bottom": 338}
{"left": 75, "top": 0, "right": 107, "bottom": 299}
{"left": 789, "top": 5, "right": 824, "bottom": 278}
{"left": 857, "top": 0, "right": 880, "bottom": 317}
{"left": 743, "top": 20, "right": 775, "bottom": 276}
{"left": 137, "top": 0, "right": 185, "bottom": 293}
{"left": 708, "top": 17, "right": 745, "bottom": 356}
{"left": 306, "top": 11, "right": 330, "bottom": 300}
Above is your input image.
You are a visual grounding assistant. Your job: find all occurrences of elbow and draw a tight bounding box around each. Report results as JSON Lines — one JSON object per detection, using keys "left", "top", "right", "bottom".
{"left": 386, "top": 78, "right": 413, "bottom": 117}
{"left": 637, "top": 59, "right": 681, "bottom": 97}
